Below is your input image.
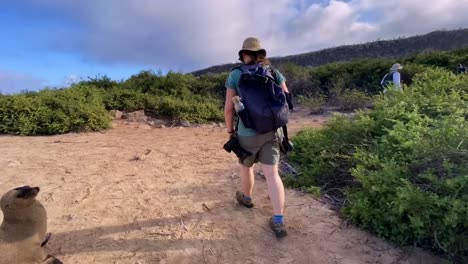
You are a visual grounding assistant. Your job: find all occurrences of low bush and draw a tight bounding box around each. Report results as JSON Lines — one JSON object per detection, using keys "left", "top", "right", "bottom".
{"left": 0, "top": 85, "right": 111, "bottom": 135}
{"left": 288, "top": 69, "right": 468, "bottom": 262}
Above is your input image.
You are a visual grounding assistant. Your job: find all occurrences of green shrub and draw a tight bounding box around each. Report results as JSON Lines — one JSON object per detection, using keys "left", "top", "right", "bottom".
{"left": 0, "top": 86, "right": 111, "bottom": 135}
{"left": 78, "top": 75, "right": 118, "bottom": 89}
{"left": 188, "top": 72, "right": 229, "bottom": 100}
{"left": 2, "top": 47, "right": 467, "bottom": 137}
{"left": 411, "top": 52, "right": 452, "bottom": 68}
{"left": 145, "top": 95, "right": 223, "bottom": 123}
{"left": 289, "top": 69, "right": 468, "bottom": 261}
{"left": 276, "top": 63, "right": 322, "bottom": 97}
{"left": 297, "top": 94, "right": 326, "bottom": 114}
{"left": 102, "top": 87, "right": 147, "bottom": 111}
{"left": 403, "top": 48, "right": 468, "bottom": 74}
{"left": 338, "top": 89, "right": 372, "bottom": 111}
{"left": 0, "top": 80, "right": 224, "bottom": 135}
{"left": 122, "top": 70, "right": 164, "bottom": 93}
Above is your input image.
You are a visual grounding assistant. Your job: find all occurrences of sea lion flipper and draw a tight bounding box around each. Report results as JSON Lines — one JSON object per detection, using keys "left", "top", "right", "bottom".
{"left": 42, "top": 254, "right": 63, "bottom": 264}
{"left": 41, "top": 232, "right": 52, "bottom": 247}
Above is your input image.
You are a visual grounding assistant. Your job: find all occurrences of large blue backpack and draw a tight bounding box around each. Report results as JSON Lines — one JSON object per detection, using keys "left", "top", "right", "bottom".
{"left": 380, "top": 71, "right": 394, "bottom": 88}
{"left": 233, "top": 63, "right": 290, "bottom": 134}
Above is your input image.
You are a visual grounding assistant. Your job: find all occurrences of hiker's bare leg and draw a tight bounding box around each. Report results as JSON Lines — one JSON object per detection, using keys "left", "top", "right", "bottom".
{"left": 240, "top": 164, "right": 255, "bottom": 197}
{"left": 262, "top": 164, "right": 284, "bottom": 215}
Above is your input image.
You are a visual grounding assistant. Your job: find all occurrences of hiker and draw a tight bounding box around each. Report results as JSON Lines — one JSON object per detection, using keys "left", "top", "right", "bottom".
{"left": 223, "top": 37, "right": 292, "bottom": 238}
{"left": 380, "top": 63, "right": 403, "bottom": 92}
{"left": 457, "top": 63, "right": 467, "bottom": 74}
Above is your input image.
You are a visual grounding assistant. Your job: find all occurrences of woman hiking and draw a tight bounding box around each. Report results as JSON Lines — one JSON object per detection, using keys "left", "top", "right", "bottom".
{"left": 224, "top": 37, "right": 291, "bottom": 239}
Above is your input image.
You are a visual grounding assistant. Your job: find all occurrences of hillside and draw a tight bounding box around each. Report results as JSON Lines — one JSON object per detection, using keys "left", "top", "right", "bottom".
{"left": 191, "top": 28, "right": 468, "bottom": 76}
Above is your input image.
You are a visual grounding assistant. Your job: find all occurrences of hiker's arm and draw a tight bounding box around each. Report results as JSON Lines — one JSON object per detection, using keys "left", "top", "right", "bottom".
{"left": 280, "top": 81, "right": 294, "bottom": 110}
{"left": 280, "top": 81, "right": 290, "bottom": 93}
{"left": 224, "top": 88, "right": 236, "bottom": 134}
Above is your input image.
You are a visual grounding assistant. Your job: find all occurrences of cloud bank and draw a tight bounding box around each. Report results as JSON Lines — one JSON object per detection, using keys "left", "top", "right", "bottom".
{"left": 5, "top": 0, "right": 468, "bottom": 72}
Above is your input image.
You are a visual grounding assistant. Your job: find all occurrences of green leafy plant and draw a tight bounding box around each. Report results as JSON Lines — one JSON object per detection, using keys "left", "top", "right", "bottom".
{"left": 288, "top": 69, "right": 468, "bottom": 262}
{"left": 297, "top": 94, "right": 326, "bottom": 114}
{"left": 338, "top": 89, "right": 372, "bottom": 111}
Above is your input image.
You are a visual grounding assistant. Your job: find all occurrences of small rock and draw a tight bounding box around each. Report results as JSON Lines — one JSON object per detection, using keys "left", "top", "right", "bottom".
{"left": 309, "top": 108, "right": 324, "bottom": 115}
{"left": 159, "top": 124, "right": 166, "bottom": 128}
{"left": 217, "top": 122, "right": 225, "bottom": 128}
{"left": 122, "top": 110, "right": 146, "bottom": 122}
{"left": 180, "top": 120, "right": 191, "bottom": 127}
{"left": 7, "top": 160, "right": 21, "bottom": 168}
{"left": 133, "top": 149, "right": 152, "bottom": 161}
{"left": 138, "top": 124, "right": 152, "bottom": 130}
{"left": 313, "top": 119, "right": 319, "bottom": 122}
{"left": 65, "top": 214, "right": 76, "bottom": 221}
{"left": 279, "top": 160, "right": 298, "bottom": 177}
{"left": 109, "top": 110, "right": 123, "bottom": 119}
{"left": 148, "top": 120, "right": 156, "bottom": 126}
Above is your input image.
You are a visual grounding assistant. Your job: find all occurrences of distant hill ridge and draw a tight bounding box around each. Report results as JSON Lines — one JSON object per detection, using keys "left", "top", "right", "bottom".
{"left": 191, "top": 28, "right": 468, "bottom": 76}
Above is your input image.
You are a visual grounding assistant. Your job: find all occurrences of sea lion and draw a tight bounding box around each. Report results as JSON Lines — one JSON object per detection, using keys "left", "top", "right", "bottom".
{"left": 0, "top": 185, "right": 62, "bottom": 264}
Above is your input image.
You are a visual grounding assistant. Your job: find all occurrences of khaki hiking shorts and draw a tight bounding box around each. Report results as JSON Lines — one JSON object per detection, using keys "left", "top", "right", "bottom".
{"left": 237, "top": 129, "right": 283, "bottom": 167}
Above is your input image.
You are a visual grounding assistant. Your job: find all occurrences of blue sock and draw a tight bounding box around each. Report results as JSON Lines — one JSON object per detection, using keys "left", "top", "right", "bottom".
{"left": 273, "top": 215, "right": 284, "bottom": 224}
{"left": 243, "top": 195, "right": 252, "bottom": 201}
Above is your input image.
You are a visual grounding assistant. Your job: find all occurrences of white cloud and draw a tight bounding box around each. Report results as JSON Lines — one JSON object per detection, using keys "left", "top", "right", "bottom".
{"left": 282, "top": 0, "right": 379, "bottom": 53}
{"left": 15, "top": 0, "right": 468, "bottom": 71}
{"left": 350, "top": 0, "right": 468, "bottom": 38}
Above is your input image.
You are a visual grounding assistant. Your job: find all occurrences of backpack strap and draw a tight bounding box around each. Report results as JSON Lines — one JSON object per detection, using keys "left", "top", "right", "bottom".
{"left": 267, "top": 65, "right": 293, "bottom": 153}
{"left": 231, "top": 64, "right": 243, "bottom": 71}
{"left": 282, "top": 125, "right": 289, "bottom": 147}
{"left": 380, "top": 72, "right": 394, "bottom": 86}
{"left": 280, "top": 125, "right": 294, "bottom": 155}
{"left": 269, "top": 66, "right": 278, "bottom": 81}
{"left": 231, "top": 65, "right": 244, "bottom": 133}
{"left": 380, "top": 73, "right": 389, "bottom": 86}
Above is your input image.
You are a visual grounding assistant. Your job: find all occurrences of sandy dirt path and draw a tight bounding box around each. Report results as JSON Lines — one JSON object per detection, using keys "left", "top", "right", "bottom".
{"left": 0, "top": 108, "right": 444, "bottom": 264}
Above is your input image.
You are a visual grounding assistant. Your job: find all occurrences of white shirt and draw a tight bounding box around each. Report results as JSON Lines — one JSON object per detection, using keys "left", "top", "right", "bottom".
{"left": 392, "top": 71, "right": 401, "bottom": 87}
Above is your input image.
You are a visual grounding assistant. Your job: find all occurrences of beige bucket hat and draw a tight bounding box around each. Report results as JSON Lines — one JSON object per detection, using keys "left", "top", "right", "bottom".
{"left": 238, "top": 37, "right": 267, "bottom": 59}
{"left": 390, "top": 63, "right": 403, "bottom": 71}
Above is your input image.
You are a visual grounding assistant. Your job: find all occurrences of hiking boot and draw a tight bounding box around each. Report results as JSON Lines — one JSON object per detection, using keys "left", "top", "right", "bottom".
{"left": 269, "top": 217, "right": 287, "bottom": 239}
{"left": 236, "top": 191, "right": 254, "bottom": 208}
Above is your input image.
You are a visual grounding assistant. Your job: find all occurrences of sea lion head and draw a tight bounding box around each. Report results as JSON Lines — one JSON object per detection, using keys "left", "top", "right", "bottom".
{"left": 1, "top": 186, "right": 41, "bottom": 214}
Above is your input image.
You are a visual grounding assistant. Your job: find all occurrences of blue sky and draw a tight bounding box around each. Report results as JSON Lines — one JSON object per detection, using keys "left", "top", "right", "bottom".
{"left": 1, "top": 0, "right": 467, "bottom": 94}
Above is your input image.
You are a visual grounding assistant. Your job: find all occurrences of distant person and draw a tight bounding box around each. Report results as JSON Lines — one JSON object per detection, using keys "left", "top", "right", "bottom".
{"left": 380, "top": 63, "right": 403, "bottom": 92}
{"left": 457, "top": 63, "right": 467, "bottom": 74}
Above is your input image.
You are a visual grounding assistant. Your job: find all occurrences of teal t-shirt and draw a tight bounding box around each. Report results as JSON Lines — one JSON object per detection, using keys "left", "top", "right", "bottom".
{"left": 225, "top": 65, "right": 286, "bottom": 136}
